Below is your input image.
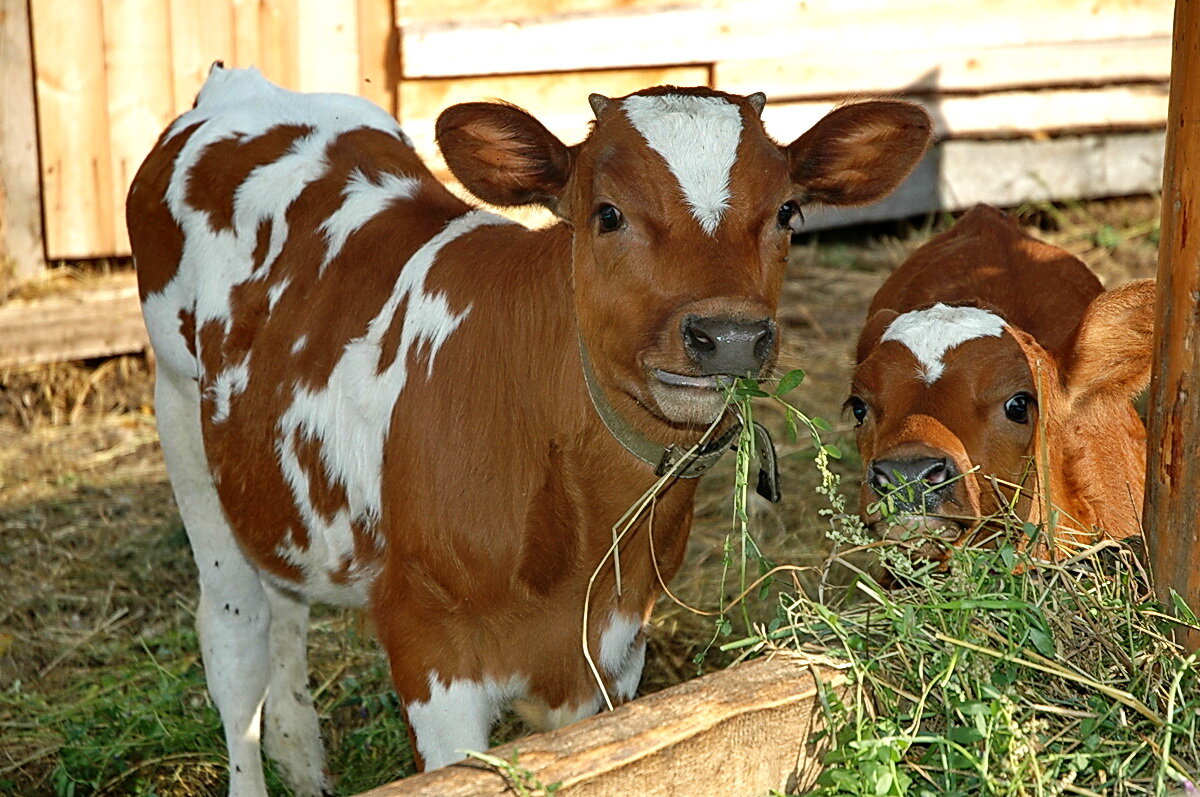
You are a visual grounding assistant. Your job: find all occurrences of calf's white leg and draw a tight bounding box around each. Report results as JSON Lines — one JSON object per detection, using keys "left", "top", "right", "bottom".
{"left": 405, "top": 677, "right": 519, "bottom": 770}
{"left": 155, "top": 371, "right": 271, "bottom": 797}
{"left": 262, "top": 580, "right": 331, "bottom": 795}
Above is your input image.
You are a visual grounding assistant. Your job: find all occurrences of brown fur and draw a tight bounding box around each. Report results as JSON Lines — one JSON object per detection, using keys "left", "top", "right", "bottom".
{"left": 851, "top": 205, "right": 1155, "bottom": 548}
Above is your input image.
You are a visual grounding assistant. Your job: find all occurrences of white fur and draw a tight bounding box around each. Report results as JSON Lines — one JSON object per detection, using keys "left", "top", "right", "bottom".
{"left": 208, "top": 361, "right": 250, "bottom": 424}
{"left": 155, "top": 370, "right": 273, "bottom": 797}
{"left": 262, "top": 581, "right": 330, "bottom": 796}
{"left": 882, "top": 303, "right": 1006, "bottom": 383}
{"left": 318, "top": 169, "right": 420, "bottom": 274}
{"left": 599, "top": 612, "right": 645, "bottom": 701}
{"left": 621, "top": 94, "right": 743, "bottom": 236}
{"left": 406, "top": 675, "right": 524, "bottom": 770}
{"left": 272, "top": 209, "right": 511, "bottom": 603}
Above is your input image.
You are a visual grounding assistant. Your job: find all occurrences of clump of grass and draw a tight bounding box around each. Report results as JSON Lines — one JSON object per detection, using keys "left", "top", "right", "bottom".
{"left": 785, "top": 534, "right": 1199, "bottom": 796}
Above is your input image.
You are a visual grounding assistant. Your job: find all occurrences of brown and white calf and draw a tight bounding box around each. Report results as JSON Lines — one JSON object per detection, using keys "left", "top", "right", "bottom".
{"left": 128, "top": 64, "right": 930, "bottom": 794}
{"left": 849, "top": 204, "right": 1154, "bottom": 551}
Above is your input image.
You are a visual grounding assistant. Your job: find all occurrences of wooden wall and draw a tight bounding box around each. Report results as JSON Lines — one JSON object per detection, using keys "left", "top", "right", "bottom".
{"left": 25, "top": 0, "right": 395, "bottom": 261}
{"left": 3, "top": 0, "right": 1175, "bottom": 268}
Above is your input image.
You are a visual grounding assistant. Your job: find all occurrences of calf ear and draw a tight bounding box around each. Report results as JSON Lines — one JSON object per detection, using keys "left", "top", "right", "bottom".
{"left": 436, "top": 102, "right": 572, "bottom": 210}
{"left": 786, "top": 101, "right": 932, "bottom": 207}
{"left": 1065, "top": 279, "right": 1156, "bottom": 405}
{"left": 856, "top": 308, "right": 900, "bottom": 364}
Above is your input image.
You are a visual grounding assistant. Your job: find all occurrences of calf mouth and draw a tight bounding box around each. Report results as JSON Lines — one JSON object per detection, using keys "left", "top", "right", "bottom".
{"left": 645, "top": 368, "right": 736, "bottom": 425}
{"left": 652, "top": 369, "right": 739, "bottom": 390}
{"left": 870, "top": 513, "right": 972, "bottom": 561}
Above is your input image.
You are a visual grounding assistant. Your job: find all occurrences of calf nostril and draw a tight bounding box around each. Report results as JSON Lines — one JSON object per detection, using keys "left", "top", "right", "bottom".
{"left": 922, "top": 460, "right": 948, "bottom": 485}
{"left": 682, "top": 316, "right": 717, "bottom": 353}
{"left": 868, "top": 456, "right": 956, "bottom": 499}
{"left": 752, "top": 322, "right": 774, "bottom": 361}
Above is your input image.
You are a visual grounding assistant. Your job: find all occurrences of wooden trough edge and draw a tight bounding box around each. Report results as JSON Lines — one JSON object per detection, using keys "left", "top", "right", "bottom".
{"left": 358, "top": 656, "right": 848, "bottom": 797}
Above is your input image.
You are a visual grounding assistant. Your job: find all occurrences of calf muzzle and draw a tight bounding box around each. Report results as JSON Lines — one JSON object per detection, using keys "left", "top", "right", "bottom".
{"left": 868, "top": 455, "right": 958, "bottom": 515}
{"left": 681, "top": 315, "right": 774, "bottom": 377}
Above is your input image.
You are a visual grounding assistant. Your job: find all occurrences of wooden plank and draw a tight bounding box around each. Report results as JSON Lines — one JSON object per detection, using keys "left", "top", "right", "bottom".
{"left": 231, "top": 0, "right": 262, "bottom": 68}
{"left": 359, "top": 657, "right": 845, "bottom": 797}
{"left": 1144, "top": 0, "right": 1200, "bottom": 653}
{"left": 169, "top": 0, "right": 237, "bottom": 114}
{"left": 29, "top": 0, "right": 116, "bottom": 260}
{"left": 0, "top": 273, "right": 147, "bottom": 367}
{"left": 0, "top": 0, "right": 47, "bottom": 287}
{"left": 800, "top": 131, "right": 1166, "bottom": 232}
{"left": 102, "top": 0, "right": 176, "bottom": 255}
{"left": 358, "top": 0, "right": 398, "bottom": 115}
{"left": 399, "top": 0, "right": 1172, "bottom": 79}
{"left": 715, "top": 37, "right": 1172, "bottom": 100}
{"left": 399, "top": 66, "right": 709, "bottom": 175}
{"left": 761, "top": 85, "right": 1169, "bottom": 145}
{"left": 296, "top": 0, "right": 360, "bottom": 93}
{"left": 255, "top": 0, "right": 300, "bottom": 90}
{"left": 396, "top": 0, "right": 675, "bottom": 26}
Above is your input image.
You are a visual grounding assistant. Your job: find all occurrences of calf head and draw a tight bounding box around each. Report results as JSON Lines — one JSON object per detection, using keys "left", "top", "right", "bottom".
{"left": 438, "top": 90, "right": 931, "bottom": 434}
{"left": 851, "top": 236, "right": 1155, "bottom": 551}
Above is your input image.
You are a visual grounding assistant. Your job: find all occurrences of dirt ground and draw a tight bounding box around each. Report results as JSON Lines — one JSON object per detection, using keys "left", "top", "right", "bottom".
{"left": 0, "top": 197, "right": 1161, "bottom": 795}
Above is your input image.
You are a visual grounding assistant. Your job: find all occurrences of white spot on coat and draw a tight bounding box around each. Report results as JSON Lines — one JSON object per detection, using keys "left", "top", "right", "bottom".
{"left": 882, "top": 303, "right": 1006, "bottom": 383}
{"left": 272, "top": 210, "right": 512, "bottom": 597}
{"left": 406, "top": 674, "right": 524, "bottom": 769}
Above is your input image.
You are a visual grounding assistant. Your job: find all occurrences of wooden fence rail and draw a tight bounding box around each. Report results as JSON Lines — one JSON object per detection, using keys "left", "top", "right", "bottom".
{"left": 0, "top": 0, "right": 1173, "bottom": 279}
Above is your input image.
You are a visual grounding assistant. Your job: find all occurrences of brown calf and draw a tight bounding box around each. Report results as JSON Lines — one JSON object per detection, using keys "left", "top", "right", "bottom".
{"left": 849, "top": 204, "right": 1154, "bottom": 552}
{"left": 128, "top": 65, "right": 930, "bottom": 795}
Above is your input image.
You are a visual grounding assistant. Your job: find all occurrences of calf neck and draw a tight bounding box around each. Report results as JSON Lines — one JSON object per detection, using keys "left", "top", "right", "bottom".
{"left": 128, "top": 65, "right": 930, "bottom": 794}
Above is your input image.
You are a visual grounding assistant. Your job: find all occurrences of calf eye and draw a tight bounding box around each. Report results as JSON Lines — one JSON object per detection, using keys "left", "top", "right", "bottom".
{"left": 1004, "top": 392, "right": 1035, "bottom": 424}
{"left": 595, "top": 203, "right": 624, "bottom": 234}
{"left": 846, "top": 396, "right": 869, "bottom": 426}
{"left": 777, "top": 201, "right": 803, "bottom": 230}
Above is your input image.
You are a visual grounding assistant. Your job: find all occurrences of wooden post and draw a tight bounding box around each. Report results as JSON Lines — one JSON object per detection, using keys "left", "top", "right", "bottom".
{"left": 0, "top": 0, "right": 47, "bottom": 289}
{"left": 1144, "top": 0, "right": 1200, "bottom": 652}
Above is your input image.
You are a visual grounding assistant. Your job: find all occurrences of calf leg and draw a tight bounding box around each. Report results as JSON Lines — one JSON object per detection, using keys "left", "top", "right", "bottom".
{"left": 403, "top": 675, "right": 515, "bottom": 770}
{"left": 262, "top": 581, "right": 332, "bottom": 796}
{"left": 155, "top": 371, "right": 271, "bottom": 797}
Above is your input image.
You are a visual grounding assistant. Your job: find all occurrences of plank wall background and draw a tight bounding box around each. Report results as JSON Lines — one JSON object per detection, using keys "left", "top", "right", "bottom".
{"left": 8, "top": 0, "right": 1176, "bottom": 267}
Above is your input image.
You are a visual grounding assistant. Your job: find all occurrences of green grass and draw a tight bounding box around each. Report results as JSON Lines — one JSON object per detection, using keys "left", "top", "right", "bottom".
{"left": 0, "top": 620, "right": 414, "bottom": 796}
{"left": 724, "top": 377, "right": 1199, "bottom": 797}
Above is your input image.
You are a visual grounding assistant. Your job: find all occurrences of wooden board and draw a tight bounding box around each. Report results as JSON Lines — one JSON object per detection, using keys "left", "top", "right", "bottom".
{"left": 296, "top": 0, "right": 361, "bottom": 93}
{"left": 168, "top": 0, "right": 237, "bottom": 113}
{"left": 761, "top": 85, "right": 1169, "bottom": 145}
{"left": 800, "top": 131, "right": 1166, "bottom": 232}
{"left": 102, "top": 0, "right": 176, "bottom": 255}
{"left": 399, "top": 0, "right": 1173, "bottom": 79}
{"left": 359, "top": 656, "right": 846, "bottom": 797}
{"left": 399, "top": 66, "right": 709, "bottom": 174}
{"left": 0, "top": 0, "right": 47, "bottom": 287}
{"left": 29, "top": 0, "right": 117, "bottom": 260}
{"left": 359, "top": 0, "right": 399, "bottom": 114}
{"left": 396, "top": 0, "right": 675, "bottom": 25}
{"left": 715, "top": 37, "right": 1172, "bottom": 99}
{"left": 0, "top": 273, "right": 147, "bottom": 368}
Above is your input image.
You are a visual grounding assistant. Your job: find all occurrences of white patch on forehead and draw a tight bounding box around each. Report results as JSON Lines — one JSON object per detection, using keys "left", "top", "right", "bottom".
{"left": 620, "top": 94, "right": 743, "bottom": 235}
{"left": 882, "top": 303, "right": 1006, "bottom": 383}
